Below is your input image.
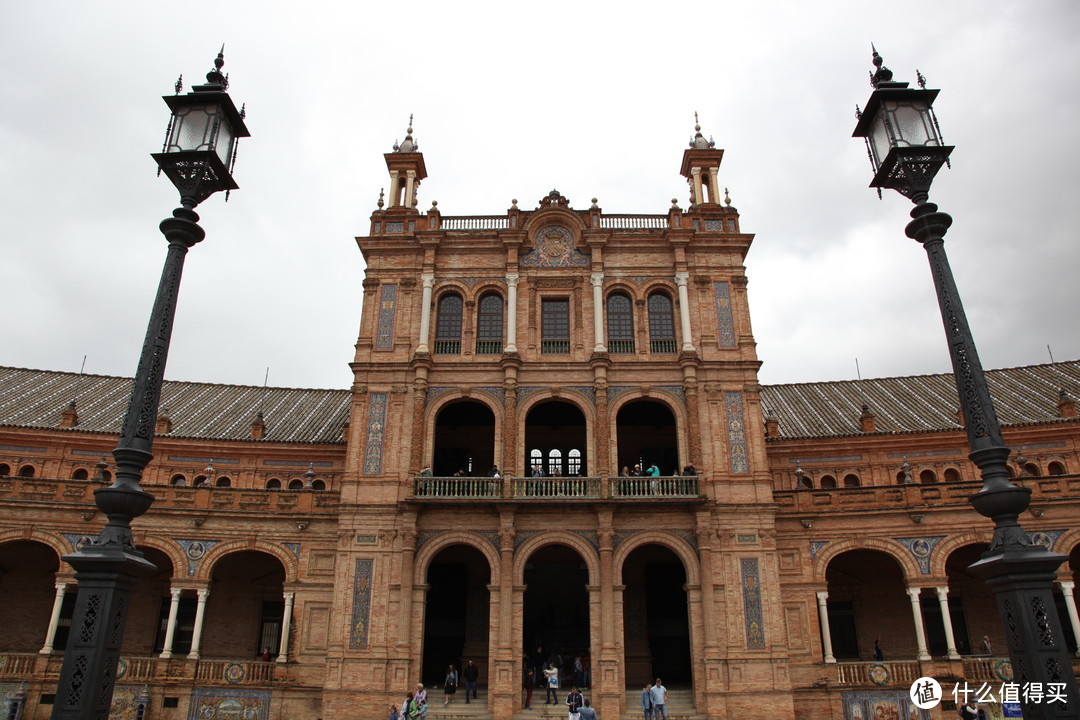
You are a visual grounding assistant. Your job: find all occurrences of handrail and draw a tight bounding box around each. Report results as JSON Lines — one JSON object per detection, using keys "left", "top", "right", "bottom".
{"left": 411, "top": 476, "right": 701, "bottom": 501}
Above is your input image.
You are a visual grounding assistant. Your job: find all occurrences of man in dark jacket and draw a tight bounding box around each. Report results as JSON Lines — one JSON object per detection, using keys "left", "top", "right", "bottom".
{"left": 464, "top": 660, "right": 480, "bottom": 702}
{"left": 565, "top": 686, "right": 584, "bottom": 720}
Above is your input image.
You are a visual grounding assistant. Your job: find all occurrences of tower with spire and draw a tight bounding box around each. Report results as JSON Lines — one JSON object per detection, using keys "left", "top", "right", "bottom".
{"left": 384, "top": 115, "right": 427, "bottom": 210}
{"left": 681, "top": 113, "right": 724, "bottom": 206}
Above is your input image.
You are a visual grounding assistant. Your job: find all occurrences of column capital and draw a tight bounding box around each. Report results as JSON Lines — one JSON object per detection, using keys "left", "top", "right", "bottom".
{"left": 690, "top": 167, "right": 702, "bottom": 176}
{"left": 506, "top": 272, "right": 519, "bottom": 287}
{"left": 1060, "top": 579, "right": 1076, "bottom": 592}
{"left": 422, "top": 272, "right": 435, "bottom": 288}
{"left": 591, "top": 272, "right": 605, "bottom": 288}
{"left": 935, "top": 586, "right": 949, "bottom": 598}
{"left": 816, "top": 590, "right": 829, "bottom": 603}
{"left": 197, "top": 588, "right": 211, "bottom": 601}
{"left": 674, "top": 271, "right": 690, "bottom": 286}
{"left": 906, "top": 586, "right": 924, "bottom": 600}
{"left": 283, "top": 591, "right": 295, "bottom": 602}
{"left": 170, "top": 587, "right": 183, "bottom": 600}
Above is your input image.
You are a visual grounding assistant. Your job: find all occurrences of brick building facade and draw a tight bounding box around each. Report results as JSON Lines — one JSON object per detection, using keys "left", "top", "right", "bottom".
{"left": 1, "top": 122, "right": 1078, "bottom": 720}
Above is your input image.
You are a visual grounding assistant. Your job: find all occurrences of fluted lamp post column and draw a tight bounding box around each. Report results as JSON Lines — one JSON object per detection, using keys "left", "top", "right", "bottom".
{"left": 853, "top": 49, "right": 1077, "bottom": 719}
{"left": 51, "top": 49, "right": 249, "bottom": 720}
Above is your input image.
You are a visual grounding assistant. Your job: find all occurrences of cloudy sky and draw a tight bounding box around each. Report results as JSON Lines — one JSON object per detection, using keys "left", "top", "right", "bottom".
{"left": 2, "top": 2, "right": 1078, "bottom": 391}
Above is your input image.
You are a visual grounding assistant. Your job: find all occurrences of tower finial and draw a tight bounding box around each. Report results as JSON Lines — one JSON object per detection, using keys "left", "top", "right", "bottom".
{"left": 694, "top": 111, "right": 700, "bottom": 130}
{"left": 869, "top": 45, "right": 894, "bottom": 88}
{"left": 205, "top": 46, "right": 228, "bottom": 88}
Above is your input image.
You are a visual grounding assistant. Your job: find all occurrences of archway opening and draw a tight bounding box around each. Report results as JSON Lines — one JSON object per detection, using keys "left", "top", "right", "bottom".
{"left": 433, "top": 400, "right": 496, "bottom": 476}
{"left": 202, "top": 550, "right": 286, "bottom": 659}
{"left": 422, "top": 543, "right": 492, "bottom": 686}
{"left": 825, "top": 549, "right": 909, "bottom": 660}
{"left": 0, "top": 540, "right": 60, "bottom": 652}
{"left": 123, "top": 546, "right": 174, "bottom": 656}
{"left": 525, "top": 401, "right": 587, "bottom": 476}
{"left": 616, "top": 400, "right": 677, "bottom": 476}
{"left": 523, "top": 544, "right": 590, "bottom": 687}
{"left": 622, "top": 544, "right": 691, "bottom": 686}
{"left": 943, "top": 543, "right": 996, "bottom": 657}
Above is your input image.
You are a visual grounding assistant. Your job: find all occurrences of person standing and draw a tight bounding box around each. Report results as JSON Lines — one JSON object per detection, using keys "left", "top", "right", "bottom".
{"left": 565, "top": 686, "right": 584, "bottom": 720}
{"left": 873, "top": 639, "right": 884, "bottom": 661}
{"left": 523, "top": 668, "right": 534, "bottom": 710}
{"left": 443, "top": 664, "right": 459, "bottom": 705}
{"left": 640, "top": 684, "right": 653, "bottom": 720}
{"left": 649, "top": 678, "right": 668, "bottom": 720}
{"left": 464, "top": 659, "right": 480, "bottom": 702}
{"left": 544, "top": 662, "right": 560, "bottom": 704}
{"left": 980, "top": 634, "right": 993, "bottom": 655}
{"left": 578, "top": 697, "right": 597, "bottom": 720}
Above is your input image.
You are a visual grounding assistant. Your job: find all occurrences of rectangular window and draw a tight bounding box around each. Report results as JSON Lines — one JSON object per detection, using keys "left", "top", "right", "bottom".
{"left": 541, "top": 298, "right": 570, "bottom": 354}
{"left": 259, "top": 600, "right": 286, "bottom": 656}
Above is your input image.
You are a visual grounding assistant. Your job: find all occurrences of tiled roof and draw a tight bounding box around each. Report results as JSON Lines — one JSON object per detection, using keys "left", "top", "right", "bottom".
{"left": 759, "top": 360, "right": 1080, "bottom": 439}
{"left": 0, "top": 367, "right": 351, "bottom": 444}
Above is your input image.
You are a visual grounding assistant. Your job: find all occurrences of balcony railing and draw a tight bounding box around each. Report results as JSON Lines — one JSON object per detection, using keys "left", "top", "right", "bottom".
{"left": 411, "top": 476, "right": 701, "bottom": 501}
{"left": 475, "top": 340, "right": 503, "bottom": 354}
{"left": 650, "top": 339, "right": 678, "bottom": 354}
{"left": 0, "top": 652, "right": 286, "bottom": 687}
{"left": 541, "top": 339, "right": 571, "bottom": 354}
{"left": 607, "top": 339, "right": 635, "bottom": 354}
{"left": 433, "top": 340, "right": 461, "bottom": 354}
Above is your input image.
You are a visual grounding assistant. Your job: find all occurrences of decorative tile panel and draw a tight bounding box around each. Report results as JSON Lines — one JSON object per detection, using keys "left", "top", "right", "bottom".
{"left": 188, "top": 688, "right": 271, "bottom": 720}
{"left": 385, "top": 222, "right": 404, "bottom": 233}
{"left": 61, "top": 533, "right": 96, "bottom": 552}
{"left": 741, "top": 558, "right": 766, "bottom": 649}
{"left": 349, "top": 558, "right": 374, "bottom": 650}
{"left": 809, "top": 541, "right": 830, "bottom": 559}
{"left": 672, "top": 529, "right": 699, "bottom": 551}
{"left": 283, "top": 542, "right": 300, "bottom": 559}
{"left": 176, "top": 538, "right": 220, "bottom": 576}
{"left": 1030, "top": 529, "right": 1067, "bottom": 551}
{"left": 363, "top": 393, "right": 388, "bottom": 475}
{"left": 894, "top": 536, "right": 945, "bottom": 575}
{"left": 713, "top": 282, "right": 737, "bottom": 349}
{"left": 841, "top": 690, "right": 930, "bottom": 720}
{"left": 375, "top": 284, "right": 398, "bottom": 351}
{"left": 415, "top": 530, "right": 443, "bottom": 551}
{"left": 724, "top": 391, "right": 749, "bottom": 473}
{"left": 571, "top": 530, "right": 599, "bottom": 553}
{"left": 703, "top": 220, "right": 725, "bottom": 231}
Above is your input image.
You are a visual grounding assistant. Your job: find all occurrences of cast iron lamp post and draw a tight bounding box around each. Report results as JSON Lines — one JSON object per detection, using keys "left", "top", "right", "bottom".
{"left": 51, "top": 50, "right": 249, "bottom": 720}
{"left": 853, "top": 50, "right": 1078, "bottom": 718}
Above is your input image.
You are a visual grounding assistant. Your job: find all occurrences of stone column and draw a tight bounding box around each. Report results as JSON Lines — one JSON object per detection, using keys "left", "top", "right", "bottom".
{"left": 675, "top": 272, "right": 694, "bottom": 352}
{"left": 591, "top": 272, "right": 606, "bottom": 352}
{"left": 405, "top": 170, "right": 417, "bottom": 208}
{"left": 935, "top": 586, "right": 961, "bottom": 659}
{"left": 691, "top": 167, "right": 703, "bottom": 206}
{"left": 39, "top": 582, "right": 68, "bottom": 654}
{"left": 506, "top": 273, "right": 519, "bottom": 353}
{"left": 816, "top": 591, "right": 835, "bottom": 663}
{"left": 707, "top": 167, "right": 721, "bottom": 204}
{"left": 187, "top": 587, "right": 210, "bottom": 660}
{"left": 1059, "top": 580, "right": 1080, "bottom": 657}
{"left": 389, "top": 171, "right": 400, "bottom": 207}
{"left": 277, "top": 591, "right": 295, "bottom": 663}
{"left": 417, "top": 272, "right": 435, "bottom": 353}
{"left": 906, "top": 587, "right": 931, "bottom": 661}
{"left": 159, "top": 587, "right": 183, "bottom": 659}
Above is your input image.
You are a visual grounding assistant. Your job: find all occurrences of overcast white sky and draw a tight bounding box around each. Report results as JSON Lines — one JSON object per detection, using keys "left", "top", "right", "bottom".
{"left": 2, "top": 2, "right": 1078, "bottom": 391}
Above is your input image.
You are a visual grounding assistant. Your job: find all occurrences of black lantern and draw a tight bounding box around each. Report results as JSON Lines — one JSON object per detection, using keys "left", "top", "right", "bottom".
{"left": 852, "top": 49, "right": 952, "bottom": 199}
{"left": 152, "top": 48, "right": 249, "bottom": 206}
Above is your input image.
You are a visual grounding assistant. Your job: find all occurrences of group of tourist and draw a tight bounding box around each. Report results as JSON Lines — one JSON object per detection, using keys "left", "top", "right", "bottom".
{"left": 388, "top": 661, "right": 482, "bottom": 720}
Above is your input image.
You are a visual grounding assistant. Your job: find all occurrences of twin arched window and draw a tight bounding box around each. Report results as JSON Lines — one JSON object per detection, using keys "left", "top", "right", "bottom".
{"left": 435, "top": 292, "right": 504, "bottom": 354}
{"left": 605, "top": 290, "right": 676, "bottom": 354}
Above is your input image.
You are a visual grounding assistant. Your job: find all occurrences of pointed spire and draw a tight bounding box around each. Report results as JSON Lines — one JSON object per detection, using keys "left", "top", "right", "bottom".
{"left": 688, "top": 112, "right": 716, "bottom": 150}
{"left": 869, "top": 45, "right": 895, "bottom": 89}
{"left": 395, "top": 114, "right": 418, "bottom": 153}
{"left": 205, "top": 46, "right": 228, "bottom": 89}
{"left": 377, "top": 188, "right": 385, "bottom": 209}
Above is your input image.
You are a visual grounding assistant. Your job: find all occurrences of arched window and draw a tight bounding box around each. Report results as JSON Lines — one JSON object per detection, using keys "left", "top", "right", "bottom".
{"left": 17, "top": 465, "right": 35, "bottom": 478}
{"left": 1048, "top": 461, "right": 1067, "bottom": 476}
{"left": 798, "top": 476, "right": 813, "bottom": 489}
{"left": 72, "top": 468, "right": 90, "bottom": 480}
{"left": 1005, "top": 465, "right": 1016, "bottom": 479}
{"left": 194, "top": 475, "right": 208, "bottom": 486}
{"left": 606, "top": 293, "right": 635, "bottom": 353}
{"left": 101, "top": 470, "right": 112, "bottom": 482}
{"left": 567, "top": 449, "right": 582, "bottom": 476}
{"left": 0, "top": 463, "right": 9, "bottom": 476}
{"left": 288, "top": 479, "right": 304, "bottom": 490}
{"left": 895, "top": 471, "right": 907, "bottom": 485}
{"left": 476, "top": 293, "right": 504, "bottom": 354}
{"left": 919, "top": 469, "right": 937, "bottom": 484}
{"left": 312, "top": 479, "right": 326, "bottom": 490}
{"left": 943, "top": 468, "right": 961, "bottom": 483}
{"left": 215, "top": 476, "right": 232, "bottom": 488}
{"left": 1023, "top": 463, "right": 1041, "bottom": 477}
{"left": 171, "top": 474, "right": 187, "bottom": 486}
{"left": 647, "top": 292, "right": 676, "bottom": 353}
{"left": 819, "top": 475, "right": 837, "bottom": 489}
{"left": 435, "top": 293, "right": 463, "bottom": 354}
{"left": 548, "top": 449, "right": 563, "bottom": 476}
{"left": 266, "top": 478, "right": 282, "bottom": 490}
{"left": 843, "top": 473, "right": 861, "bottom": 487}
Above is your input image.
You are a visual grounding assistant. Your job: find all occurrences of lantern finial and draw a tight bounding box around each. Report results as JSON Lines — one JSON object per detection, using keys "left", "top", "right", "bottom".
{"left": 870, "top": 46, "right": 894, "bottom": 88}
{"left": 205, "top": 46, "right": 228, "bottom": 88}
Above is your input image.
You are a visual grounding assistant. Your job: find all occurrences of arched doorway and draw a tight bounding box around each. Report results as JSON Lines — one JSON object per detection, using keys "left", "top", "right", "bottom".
{"left": 622, "top": 544, "right": 691, "bottom": 686}
{"left": 525, "top": 401, "right": 587, "bottom": 476}
{"left": 202, "top": 551, "right": 286, "bottom": 659}
{"left": 0, "top": 540, "right": 61, "bottom": 652}
{"left": 944, "top": 544, "right": 995, "bottom": 656}
{"left": 616, "top": 400, "right": 677, "bottom": 475}
{"left": 421, "top": 544, "right": 492, "bottom": 685}
{"left": 433, "top": 401, "right": 496, "bottom": 476}
{"left": 825, "top": 549, "right": 911, "bottom": 660}
{"left": 523, "top": 544, "right": 590, "bottom": 683}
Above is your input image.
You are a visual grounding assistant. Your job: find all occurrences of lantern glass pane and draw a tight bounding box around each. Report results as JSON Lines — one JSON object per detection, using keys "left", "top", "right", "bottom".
{"left": 215, "top": 120, "right": 234, "bottom": 165}
{"left": 889, "top": 101, "right": 938, "bottom": 148}
{"left": 869, "top": 110, "right": 892, "bottom": 167}
{"left": 167, "top": 104, "right": 217, "bottom": 153}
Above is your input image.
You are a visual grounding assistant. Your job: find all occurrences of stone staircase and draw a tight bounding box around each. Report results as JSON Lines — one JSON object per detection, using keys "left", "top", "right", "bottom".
{"left": 421, "top": 687, "right": 698, "bottom": 720}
